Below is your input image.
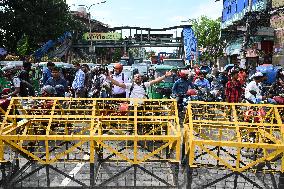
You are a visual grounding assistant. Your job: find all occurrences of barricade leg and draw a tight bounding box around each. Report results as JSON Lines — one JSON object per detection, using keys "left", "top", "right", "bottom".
{"left": 1, "top": 163, "right": 6, "bottom": 187}
{"left": 186, "top": 165, "right": 193, "bottom": 189}
{"left": 46, "top": 165, "right": 50, "bottom": 187}
{"left": 279, "top": 172, "right": 284, "bottom": 189}
{"left": 185, "top": 155, "right": 193, "bottom": 189}
{"left": 90, "top": 163, "right": 95, "bottom": 187}
{"left": 170, "top": 162, "right": 179, "bottom": 186}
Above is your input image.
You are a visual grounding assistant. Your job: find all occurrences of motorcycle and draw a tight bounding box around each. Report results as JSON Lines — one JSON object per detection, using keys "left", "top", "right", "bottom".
{"left": 0, "top": 88, "right": 11, "bottom": 112}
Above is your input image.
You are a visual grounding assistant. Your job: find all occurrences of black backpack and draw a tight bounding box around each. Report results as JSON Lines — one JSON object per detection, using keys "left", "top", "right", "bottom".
{"left": 129, "top": 82, "right": 149, "bottom": 99}
{"left": 14, "top": 76, "right": 35, "bottom": 97}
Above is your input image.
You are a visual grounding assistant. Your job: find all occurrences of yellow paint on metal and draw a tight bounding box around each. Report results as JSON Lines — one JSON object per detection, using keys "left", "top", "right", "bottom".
{"left": 184, "top": 102, "right": 284, "bottom": 173}
{"left": 0, "top": 97, "right": 181, "bottom": 165}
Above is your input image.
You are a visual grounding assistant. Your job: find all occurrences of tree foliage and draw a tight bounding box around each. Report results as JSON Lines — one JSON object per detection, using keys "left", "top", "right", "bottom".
{"left": 191, "top": 16, "right": 224, "bottom": 62}
{"left": 0, "top": 0, "right": 84, "bottom": 55}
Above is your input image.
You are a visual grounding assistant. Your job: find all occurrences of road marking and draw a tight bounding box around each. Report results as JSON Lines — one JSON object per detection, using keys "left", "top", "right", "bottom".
{"left": 59, "top": 154, "right": 90, "bottom": 187}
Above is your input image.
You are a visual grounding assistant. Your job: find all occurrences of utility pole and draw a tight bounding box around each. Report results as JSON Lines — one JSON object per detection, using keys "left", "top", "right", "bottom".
{"left": 241, "top": 0, "right": 253, "bottom": 67}
{"left": 78, "top": 1, "right": 106, "bottom": 63}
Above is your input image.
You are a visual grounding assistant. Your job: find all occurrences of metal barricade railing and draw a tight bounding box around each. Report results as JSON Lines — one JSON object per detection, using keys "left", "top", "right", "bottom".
{"left": 183, "top": 101, "right": 284, "bottom": 173}
{"left": 0, "top": 97, "right": 181, "bottom": 188}
{"left": 183, "top": 101, "right": 284, "bottom": 188}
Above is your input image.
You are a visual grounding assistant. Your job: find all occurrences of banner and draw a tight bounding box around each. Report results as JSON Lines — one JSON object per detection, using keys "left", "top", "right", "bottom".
{"left": 183, "top": 27, "right": 197, "bottom": 61}
{"left": 222, "top": 0, "right": 268, "bottom": 29}
{"left": 83, "top": 32, "right": 122, "bottom": 41}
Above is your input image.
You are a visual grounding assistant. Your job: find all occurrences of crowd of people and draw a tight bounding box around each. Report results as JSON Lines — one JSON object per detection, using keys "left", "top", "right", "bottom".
{"left": 171, "top": 63, "right": 284, "bottom": 106}
{"left": 1, "top": 61, "right": 284, "bottom": 107}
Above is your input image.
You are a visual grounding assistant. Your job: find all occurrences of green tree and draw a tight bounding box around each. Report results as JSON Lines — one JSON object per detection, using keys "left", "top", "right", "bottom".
{"left": 191, "top": 16, "right": 224, "bottom": 62}
{"left": 112, "top": 48, "right": 123, "bottom": 62}
{"left": 0, "top": 0, "right": 84, "bottom": 55}
{"left": 16, "top": 34, "right": 29, "bottom": 56}
{"left": 146, "top": 50, "right": 156, "bottom": 60}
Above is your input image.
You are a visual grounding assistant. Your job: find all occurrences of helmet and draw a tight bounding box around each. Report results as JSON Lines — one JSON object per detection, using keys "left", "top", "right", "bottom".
{"left": 119, "top": 103, "right": 129, "bottom": 112}
{"left": 199, "top": 70, "right": 207, "bottom": 76}
{"left": 2, "top": 66, "right": 16, "bottom": 76}
{"left": 113, "top": 63, "right": 123, "bottom": 71}
{"left": 195, "top": 69, "right": 200, "bottom": 76}
{"left": 186, "top": 89, "right": 197, "bottom": 96}
{"left": 41, "top": 85, "right": 56, "bottom": 96}
{"left": 55, "top": 85, "right": 65, "bottom": 97}
{"left": 179, "top": 70, "right": 189, "bottom": 78}
{"left": 2, "top": 88, "right": 10, "bottom": 95}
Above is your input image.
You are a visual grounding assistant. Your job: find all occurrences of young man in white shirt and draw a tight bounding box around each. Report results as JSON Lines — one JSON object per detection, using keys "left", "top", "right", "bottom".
{"left": 245, "top": 72, "right": 265, "bottom": 103}
{"left": 112, "top": 63, "right": 128, "bottom": 98}
{"left": 107, "top": 71, "right": 172, "bottom": 99}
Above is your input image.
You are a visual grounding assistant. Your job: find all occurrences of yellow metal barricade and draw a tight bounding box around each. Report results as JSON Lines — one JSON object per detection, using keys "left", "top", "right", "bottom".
{"left": 183, "top": 101, "right": 284, "bottom": 174}
{"left": 0, "top": 97, "right": 181, "bottom": 165}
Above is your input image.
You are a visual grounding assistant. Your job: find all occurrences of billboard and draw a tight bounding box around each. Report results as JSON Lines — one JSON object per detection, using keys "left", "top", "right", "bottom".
{"left": 83, "top": 32, "right": 122, "bottom": 41}
{"left": 222, "top": 0, "right": 268, "bottom": 29}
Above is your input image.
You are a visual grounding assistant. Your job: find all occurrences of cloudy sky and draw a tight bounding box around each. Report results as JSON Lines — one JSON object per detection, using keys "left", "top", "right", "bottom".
{"left": 67, "top": 0, "right": 223, "bottom": 28}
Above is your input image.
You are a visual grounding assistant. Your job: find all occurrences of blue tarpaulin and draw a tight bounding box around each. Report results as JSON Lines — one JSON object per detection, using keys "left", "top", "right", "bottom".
{"left": 0, "top": 48, "right": 7, "bottom": 56}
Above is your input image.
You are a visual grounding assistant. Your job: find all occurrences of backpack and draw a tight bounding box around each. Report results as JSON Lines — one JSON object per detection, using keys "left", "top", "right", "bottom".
{"left": 112, "top": 73, "right": 125, "bottom": 82}
{"left": 129, "top": 82, "right": 149, "bottom": 99}
{"left": 14, "top": 76, "right": 35, "bottom": 97}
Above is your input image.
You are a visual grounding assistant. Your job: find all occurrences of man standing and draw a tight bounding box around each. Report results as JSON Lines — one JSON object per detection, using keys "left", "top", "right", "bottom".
{"left": 111, "top": 63, "right": 128, "bottom": 98}
{"left": 107, "top": 71, "right": 172, "bottom": 99}
{"left": 72, "top": 64, "right": 86, "bottom": 98}
{"left": 42, "top": 61, "right": 55, "bottom": 85}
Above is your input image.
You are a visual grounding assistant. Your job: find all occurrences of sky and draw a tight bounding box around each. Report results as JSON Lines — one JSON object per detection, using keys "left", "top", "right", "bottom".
{"left": 67, "top": 0, "right": 223, "bottom": 53}
{"left": 67, "top": 0, "right": 223, "bottom": 28}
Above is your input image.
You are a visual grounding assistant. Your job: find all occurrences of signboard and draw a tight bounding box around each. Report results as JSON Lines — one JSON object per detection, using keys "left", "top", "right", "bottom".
{"left": 183, "top": 28, "right": 197, "bottom": 61}
{"left": 83, "top": 32, "right": 122, "bottom": 41}
{"left": 222, "top": 0, "right": 268, "bottom": 29}
{"left": 256, "top": 27, "right": 274, "bottom": 36}
{"left": 134, "top": 34, "right": 173, "bottom": 42}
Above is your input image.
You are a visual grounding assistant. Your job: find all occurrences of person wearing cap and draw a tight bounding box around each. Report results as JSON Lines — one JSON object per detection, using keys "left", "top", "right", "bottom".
{"left": 111, "top": 63, "right": 128, "bottom": 98}
{"left": 245, "top": 72, "right": 265, "bottom": 103}
{"left": 42, "top": 61, "right": 55, "bottom": 85}
{"left": 225, "top": 69, "right": 242, "bottom": 103}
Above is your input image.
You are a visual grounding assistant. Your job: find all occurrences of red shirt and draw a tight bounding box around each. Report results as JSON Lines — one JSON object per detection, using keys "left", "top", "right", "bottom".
{"left": 225, "top": 80, "right": 242, "bottom": 103}
{"left": 238, "top": 71, "right": 247, "bottom": 85}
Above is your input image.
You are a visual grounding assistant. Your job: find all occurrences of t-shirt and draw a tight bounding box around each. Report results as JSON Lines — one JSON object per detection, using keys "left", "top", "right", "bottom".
{"left": 245, "top": 81, "right": 262, "bottom": 102}
{"left": 13, "top": 77, "right": 21, "bottom": 88}
{"left": 112, "top": 73, "right": 128, "bottom": 95}
{"left": 125, "top": 82, "right": 150, "bottom": 99}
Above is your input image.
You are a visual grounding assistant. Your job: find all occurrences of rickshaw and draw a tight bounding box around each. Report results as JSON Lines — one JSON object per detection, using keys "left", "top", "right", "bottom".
{"left": 148, "top": 65, "right": 178, "bottom": 99}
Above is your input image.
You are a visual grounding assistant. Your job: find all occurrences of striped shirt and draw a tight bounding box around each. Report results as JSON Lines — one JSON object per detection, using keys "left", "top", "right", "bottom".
{"left": 72, "top": 69, "right": 85, "bottom": 90}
